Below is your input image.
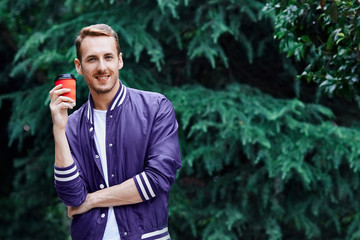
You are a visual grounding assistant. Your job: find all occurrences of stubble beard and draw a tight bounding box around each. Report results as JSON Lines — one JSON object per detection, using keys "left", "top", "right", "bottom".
{"left": 86, "top": 71, "right": 118, "bottom": 95}
{"left": 90, "top": 80, "right": 117, "bottom": 95}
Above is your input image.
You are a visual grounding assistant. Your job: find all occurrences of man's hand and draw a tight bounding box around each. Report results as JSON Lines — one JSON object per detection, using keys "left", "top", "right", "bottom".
{"left": 67, "top": 194, "right": 93, "bottom": 218}
{"left": 49, "top": 84, "right": 75, "bottom": 132}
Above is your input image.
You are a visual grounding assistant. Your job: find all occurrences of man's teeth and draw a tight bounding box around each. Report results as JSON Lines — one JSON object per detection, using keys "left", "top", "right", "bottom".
{"left": 97, "top": 76, "right": 108, "bottom": 80}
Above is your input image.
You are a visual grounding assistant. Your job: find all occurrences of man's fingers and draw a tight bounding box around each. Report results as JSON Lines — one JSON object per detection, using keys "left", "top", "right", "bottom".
{"left": 50, "top": 95, "right": 75, "bottom": 109}
{"left": 67, "top": 206, "right": 74, "bottom": 218}
{"left": 50, "top": 88, "right": 72, "bottom": 100}
{"left": 49, "top": 84, "right": 62, "bottom": 96}
{"left": 49, "top": 85, "right": 65, "bottom": 99}
{"left": 54, "top": 95, "right": 75, "bottom": 104}
{"left": 49, "top": 84, "right": 72, "bottom": 102}
{"left": 59, "top": 102, "right": 75, "bottom": 110}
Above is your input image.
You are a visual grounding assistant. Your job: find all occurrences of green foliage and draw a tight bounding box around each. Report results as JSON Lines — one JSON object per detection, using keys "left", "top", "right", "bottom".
{"left": 2, "top": 0, "right": 360, "bottom": 239}
{"left": 265, "top": 1, "right": 360, "bottom": 99}
{"left": 0, "top": 0, "right": 269, "bottom": 238}
{"left": 5, "top": 0, "right": 265, "bottom": 83}
{"left": 167, "top": 83, "right": 360, "bottom": 239}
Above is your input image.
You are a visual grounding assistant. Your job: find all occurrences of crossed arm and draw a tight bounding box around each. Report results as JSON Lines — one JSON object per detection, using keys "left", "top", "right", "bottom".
{"left": 67, "top": 178, "right": 142, "bottom": 218}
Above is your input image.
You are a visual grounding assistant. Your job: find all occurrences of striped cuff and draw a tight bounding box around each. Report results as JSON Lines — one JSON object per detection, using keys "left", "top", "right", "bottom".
{"left": 141, "top": 227, "right": 170, "bottom": 240}
{"left": 54, "top": 163, "right": 79, "bottom": 182}
{"left": 134, "top": 172, "right": 156, "bottom": 201}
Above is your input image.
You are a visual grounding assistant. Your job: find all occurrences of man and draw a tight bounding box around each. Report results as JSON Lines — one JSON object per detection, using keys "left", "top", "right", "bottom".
{"left": 49, "top": 24, "right": 181, "bottom": 240}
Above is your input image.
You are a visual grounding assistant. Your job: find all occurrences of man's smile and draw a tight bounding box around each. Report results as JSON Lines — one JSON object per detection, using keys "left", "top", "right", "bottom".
{"left": 95, "top": 75, "right": 110, "bottom": 81}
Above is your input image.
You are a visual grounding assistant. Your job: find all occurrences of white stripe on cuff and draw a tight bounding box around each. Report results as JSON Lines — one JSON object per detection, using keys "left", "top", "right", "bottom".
{"left": 54, "top": 165, "right": 77, "bottom": 175}
{"left": 136, "top": 174, "right": 149, "bottom": 200}
{"left": 141, "top": 172, "right": 156, "bottom": 198}
{"left": 54, "top": 172, "right": 79, "bottom": 182}
{"left": 141, "top": 227, "right": 168, "bottom": 239}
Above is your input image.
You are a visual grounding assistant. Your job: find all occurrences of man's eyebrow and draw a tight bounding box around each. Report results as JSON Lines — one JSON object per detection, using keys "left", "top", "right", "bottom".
{"left": 84, "top": 55, "right": 97, "bottom": 60}
{"left": 84, "top": 52, "right": 115, "bottom": 60}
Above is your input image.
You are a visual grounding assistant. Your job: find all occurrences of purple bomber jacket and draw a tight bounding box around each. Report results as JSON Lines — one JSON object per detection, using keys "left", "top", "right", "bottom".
{"left": 54, "top": 80, "right": 182, "bottom": 240}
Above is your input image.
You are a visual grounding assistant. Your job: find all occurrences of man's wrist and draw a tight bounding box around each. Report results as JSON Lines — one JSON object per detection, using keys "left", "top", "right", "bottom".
{"left": 53, "top": 126, "right": 66, "bottom": 136}
{"left": 86, "top": 193, "right": 96, "bottom": 210}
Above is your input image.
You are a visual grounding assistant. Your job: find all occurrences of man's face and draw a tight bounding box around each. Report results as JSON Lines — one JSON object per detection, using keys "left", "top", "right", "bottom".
{"left": 75, "top": 36, "right": 123, "bottom": 96}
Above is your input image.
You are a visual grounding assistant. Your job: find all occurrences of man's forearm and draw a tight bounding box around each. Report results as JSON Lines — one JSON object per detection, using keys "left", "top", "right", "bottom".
{"left": 54, "top": 128, "right": 74, "bottom": 168}
{"left": 67, "top": 178, "right": 143, "bottom": 217}
{"left": 90, "top": 178, "right": 142, "bottom": 207}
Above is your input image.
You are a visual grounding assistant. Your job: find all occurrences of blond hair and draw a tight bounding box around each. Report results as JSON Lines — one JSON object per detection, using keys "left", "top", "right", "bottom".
{"left": 75, "top": 24, "right": 120, "bottom": 61}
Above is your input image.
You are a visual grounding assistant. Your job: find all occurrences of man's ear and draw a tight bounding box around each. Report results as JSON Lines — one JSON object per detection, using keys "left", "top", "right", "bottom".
{"left": 118, "top": 52, "right": 124, "bottom": 70}
{"left": 74, "top": 58, "right": 83, "bottom": 75}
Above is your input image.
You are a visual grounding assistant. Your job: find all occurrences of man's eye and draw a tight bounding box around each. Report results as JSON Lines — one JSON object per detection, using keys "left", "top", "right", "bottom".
{"left": 105, "top": 56, "right": 113, "bottom": 60}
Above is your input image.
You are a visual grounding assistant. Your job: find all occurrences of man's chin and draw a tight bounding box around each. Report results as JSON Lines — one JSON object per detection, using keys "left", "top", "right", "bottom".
{"left": 87, "top": 78, "right": 119, "bottom": 95}
{"left": 93, "top": 87, "right": 112, "bottom": 95}
{"left": 91, "top": 83, "right": 117, "bottom": 95}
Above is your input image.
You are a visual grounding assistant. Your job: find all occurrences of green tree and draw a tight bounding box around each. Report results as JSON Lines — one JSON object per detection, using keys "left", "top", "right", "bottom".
{"left": 265, "top": 0, "right": 360, "bottom": 99}
{"left": 2, "top": 0, "right": 360, "bottom": 239}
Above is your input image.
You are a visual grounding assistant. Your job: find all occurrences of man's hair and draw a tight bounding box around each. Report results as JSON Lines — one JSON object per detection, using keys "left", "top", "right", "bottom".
{"left": 75, "top": 24, "right": 120, "bottom": 61}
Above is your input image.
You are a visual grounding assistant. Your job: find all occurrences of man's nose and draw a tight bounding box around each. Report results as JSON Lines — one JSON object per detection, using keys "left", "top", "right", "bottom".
{"left": 97, "top": 59, "right": 106, "bottom": 71}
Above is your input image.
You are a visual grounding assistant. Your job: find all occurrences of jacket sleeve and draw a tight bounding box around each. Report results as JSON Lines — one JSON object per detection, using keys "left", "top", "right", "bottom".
{"left": 133, "top": 97, "right": 182, "bottom": 201}
{"left": 54, "top": 157, "right": 88, "bottom": 207}
{"left": 54, "top": 162, "right": 87, "bottom": 207}
{"left": 53, "top": 115, "right": 88, "bottom": 207}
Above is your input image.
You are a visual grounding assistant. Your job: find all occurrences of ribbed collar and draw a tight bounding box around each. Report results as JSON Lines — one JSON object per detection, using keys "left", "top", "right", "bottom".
{"left": 86, "top": 79, "right": 127, "bottom": 124}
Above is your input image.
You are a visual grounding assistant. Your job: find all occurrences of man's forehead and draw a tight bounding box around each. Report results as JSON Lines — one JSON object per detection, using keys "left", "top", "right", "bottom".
{"left": 80, "top": 36, "right": 118, "bottom": 57}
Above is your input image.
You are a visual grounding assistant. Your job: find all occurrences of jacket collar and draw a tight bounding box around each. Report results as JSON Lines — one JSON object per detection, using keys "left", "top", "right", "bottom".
{"left": 86, "top": 79, "right": 127, "bottom": 124}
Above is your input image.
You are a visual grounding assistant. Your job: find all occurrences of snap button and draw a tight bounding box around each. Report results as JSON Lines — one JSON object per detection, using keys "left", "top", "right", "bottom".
{"left": 90, "top": 127, "right": 93, "bottom": 132}
{"left": 95, "top": 155, "right": 99, "bottom": 159}
{"left": 109, "top": 115, "right": 113, "bottom": 118}
{"left": 101, "top": 213, "right": 105, "bottom": 218}
{"left": 111, "top": 174, "right": 115, "bottom": 178}
{"left": 124, "top": 232, "right": 127, "bottom": 236}
{"left": 109, "top": 143, "right": 113, "bottom": 147}
{"left": 100, "top": 184, "right": 104, "bottom": 189}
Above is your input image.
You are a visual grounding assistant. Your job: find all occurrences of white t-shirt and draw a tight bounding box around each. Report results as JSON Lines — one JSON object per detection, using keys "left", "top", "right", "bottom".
{"left": 93, "top": 109, "right": 120, "bottom": 240}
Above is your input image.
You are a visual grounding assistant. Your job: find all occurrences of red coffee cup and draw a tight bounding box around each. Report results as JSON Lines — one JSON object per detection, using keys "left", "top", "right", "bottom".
{"left": 54, "top": 74, "right": 76, "bottom": 103}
